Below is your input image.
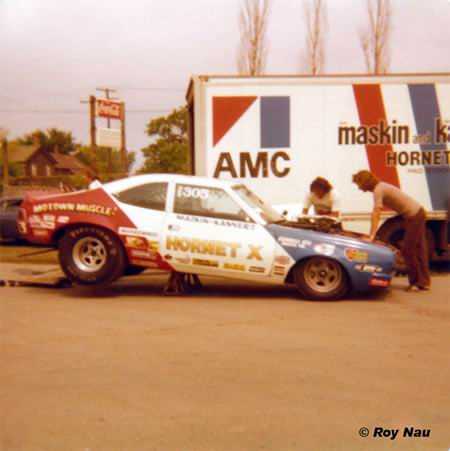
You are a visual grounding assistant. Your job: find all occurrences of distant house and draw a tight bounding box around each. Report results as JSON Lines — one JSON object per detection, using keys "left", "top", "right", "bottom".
{"left": 3, "top": 142, "right": 94, "bottom": 178}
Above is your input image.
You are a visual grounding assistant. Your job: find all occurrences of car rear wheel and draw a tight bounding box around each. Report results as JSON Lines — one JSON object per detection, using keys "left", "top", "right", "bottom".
{"left": 293, "top": 257, "right": 349, "bottom": 300}
{"left": 59, "top": 226, "right": 125, "bottom": 286}
{"left": 124, "top": 265, "right": 146, "bottom": 276}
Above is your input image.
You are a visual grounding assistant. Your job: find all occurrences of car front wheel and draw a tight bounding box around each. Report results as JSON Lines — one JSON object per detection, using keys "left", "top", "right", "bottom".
{"left": 293, "top": 257, "right": 349, "bottom": 300}
{"left": 59, "top": 226, "right": 125, "bottom": 286}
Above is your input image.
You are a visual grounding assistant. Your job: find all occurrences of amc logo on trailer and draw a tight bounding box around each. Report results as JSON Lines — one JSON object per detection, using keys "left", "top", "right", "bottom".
{"left": 212, "top": 96, "right": 291, "bottom": 178}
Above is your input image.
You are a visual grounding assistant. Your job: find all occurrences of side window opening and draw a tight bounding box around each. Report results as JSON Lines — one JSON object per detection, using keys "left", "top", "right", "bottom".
{"left": 115, "top": 182, "right": 168, "bottom": 211}
{"left": 174, "top": 184, "right": 250, "bottom": 222}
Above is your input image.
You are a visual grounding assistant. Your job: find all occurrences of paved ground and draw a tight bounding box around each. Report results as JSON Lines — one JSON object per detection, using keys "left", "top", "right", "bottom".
{"left": 1, "top": 268, "right": 449, "bottom": 451}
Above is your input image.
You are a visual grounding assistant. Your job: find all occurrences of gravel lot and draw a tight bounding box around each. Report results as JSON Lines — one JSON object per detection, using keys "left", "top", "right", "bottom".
{"left": 1, "top": 266, "right": 449, "bottom": 451}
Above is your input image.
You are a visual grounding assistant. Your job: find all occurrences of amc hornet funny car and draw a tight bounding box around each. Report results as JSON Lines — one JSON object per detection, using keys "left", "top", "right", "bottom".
{"left": 18, "top": 175, "right": 395, "bottom": 300}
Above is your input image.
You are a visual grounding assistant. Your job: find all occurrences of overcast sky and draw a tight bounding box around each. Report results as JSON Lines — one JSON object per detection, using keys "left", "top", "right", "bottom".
{"left": 1, "top": 0, "right": 449, "bottom": 167}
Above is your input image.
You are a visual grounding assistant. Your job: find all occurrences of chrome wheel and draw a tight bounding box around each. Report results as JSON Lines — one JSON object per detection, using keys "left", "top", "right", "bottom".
{"left": 303, "top": 257, "right": 343, "bottom": 294}
{"left": 72, "top": 237, "right": 107, "bottom": 272}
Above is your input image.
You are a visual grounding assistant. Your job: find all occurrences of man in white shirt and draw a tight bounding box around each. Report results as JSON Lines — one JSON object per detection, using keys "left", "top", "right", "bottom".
{"left": 302, "top": 177, "right": 341, "bottom": 217}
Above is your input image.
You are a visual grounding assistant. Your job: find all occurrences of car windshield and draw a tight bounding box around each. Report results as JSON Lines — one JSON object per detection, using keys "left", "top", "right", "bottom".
{"left": 232, "top": 185, "right": 284, "bottom": 223}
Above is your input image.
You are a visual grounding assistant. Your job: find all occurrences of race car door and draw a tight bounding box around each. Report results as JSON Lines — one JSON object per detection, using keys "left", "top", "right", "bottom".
{"left": 161, "top": 182, "right": 276, "bottom": 278}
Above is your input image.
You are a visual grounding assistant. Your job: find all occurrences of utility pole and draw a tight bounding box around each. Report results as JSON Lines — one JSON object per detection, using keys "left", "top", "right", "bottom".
{"left": 80, "top": 96, "right": 98, "bottom": 175}
{"left": 96, "top": 87, "right": 118, "bottom": 177}
{"left": 120, "top": 101, "right": 127, "bottom": 175}
{"left": 89, "top": 95, "right": 97, "bottom": 148}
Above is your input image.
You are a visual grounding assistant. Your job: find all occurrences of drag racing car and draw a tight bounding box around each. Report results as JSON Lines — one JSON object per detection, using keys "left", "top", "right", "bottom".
{"left": 18, "top": 174, "right": 395, "bottom": 300}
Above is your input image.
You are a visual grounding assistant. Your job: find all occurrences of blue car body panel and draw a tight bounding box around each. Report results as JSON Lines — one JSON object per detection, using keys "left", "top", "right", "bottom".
{"left": 266, "top": 224, "right": 395, "bottom": 291}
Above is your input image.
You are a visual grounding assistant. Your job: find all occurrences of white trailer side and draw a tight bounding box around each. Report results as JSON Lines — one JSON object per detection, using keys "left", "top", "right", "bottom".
{"left": 186, "top": 74, "right": 450, "bottom": 260}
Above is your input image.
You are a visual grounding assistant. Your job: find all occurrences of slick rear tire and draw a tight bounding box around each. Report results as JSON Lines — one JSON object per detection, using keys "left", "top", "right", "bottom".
{"left": 124, "top": 265, "right": 146, "bottom": 276}
{"left": 294, "top": 257, "right": 349, "bottom": 301}
{"left": 58, "top": 226, "right": 125, "bottom": 286}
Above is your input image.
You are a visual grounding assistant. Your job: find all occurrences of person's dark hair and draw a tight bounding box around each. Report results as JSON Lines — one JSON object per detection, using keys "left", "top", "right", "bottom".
{"left": 310, "top": 177, "right": 332, "bottom": 194}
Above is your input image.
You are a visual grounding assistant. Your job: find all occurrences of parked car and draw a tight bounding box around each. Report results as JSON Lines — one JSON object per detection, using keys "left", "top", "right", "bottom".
{"left": 0, "top": 196, "right": 23, "bottom": 243}
{"left": 18, "top": 175, "right": 395, "bottom": 300}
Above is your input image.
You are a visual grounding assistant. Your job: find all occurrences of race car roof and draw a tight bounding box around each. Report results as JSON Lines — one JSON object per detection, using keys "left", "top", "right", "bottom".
{"left": 101, "top": 174, "right": 236, "bottom": 194}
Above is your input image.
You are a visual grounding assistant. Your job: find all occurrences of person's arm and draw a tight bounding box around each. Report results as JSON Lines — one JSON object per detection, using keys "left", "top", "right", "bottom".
{"left": 369, "top": 188, "right": 383, "bottom": 241}
{"left": 330, "top": 190, "right": 341, "bottom": 218}
{"left": 302, "top": 194, "right": 312, "bottom": 215}
{"left": 369, "top": 208, "right": 381, "bottom": 241}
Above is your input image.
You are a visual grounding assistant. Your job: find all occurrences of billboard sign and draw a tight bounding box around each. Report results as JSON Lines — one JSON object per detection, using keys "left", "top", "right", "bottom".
{"left": 97, "top": 128, "right": 121, "bottom": 149}
{"left": 96, "top": 98, "right": 121, "bottom": 120}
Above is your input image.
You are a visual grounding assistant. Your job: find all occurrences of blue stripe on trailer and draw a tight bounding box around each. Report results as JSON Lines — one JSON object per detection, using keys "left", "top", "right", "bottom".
{"left": 408, "top": 84, "right": 450, "bottom": 211}
{"left": 260, "top": 96, "right": 290, "bottom": 148}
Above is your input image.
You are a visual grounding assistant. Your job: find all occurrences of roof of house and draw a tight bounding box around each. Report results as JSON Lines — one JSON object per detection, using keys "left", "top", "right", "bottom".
{"left": 51, "top": 152, "right": 89, "bottom": 171}
{"left": 1, "top": 143, "right": 94, "bottom": 174}
{"left": 1, "top": 142, "right": 40, "bottom": 164}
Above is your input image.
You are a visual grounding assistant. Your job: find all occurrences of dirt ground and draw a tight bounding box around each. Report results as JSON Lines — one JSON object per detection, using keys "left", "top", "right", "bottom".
{"left": 1, "top": 269, "right": 449, "bottom": 451}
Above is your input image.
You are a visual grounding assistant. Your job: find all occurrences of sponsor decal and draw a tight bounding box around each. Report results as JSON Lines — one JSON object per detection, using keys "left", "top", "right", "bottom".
{"left": 355, "top": 264, "right": 383, "bottom": 273}
{"left": 167, "top": 236, "right": 241, "bottom": 258}
{"left": 345, "top": 248, "right": 369, "bottom": 263}
{"left": 32, "top": 229, "right": 49, "bottom": 238}
{"left": 278, "top": 236, "right": 312, "bottom": 249}
{"left": 130, "top": 249, "right": 154, "bottom": 259}
{"left": 28, "top": 215, "right": 55, "bottom": 230}
{"left": 273, "top": 265, "right": 286, "bottom": 276}
{"left": 223, "top": 262, "right": 245, "bottom": 271}
{"left": 247, "top": 244, "right": 263, "bottom": 260}
{"left": 166, "top": 237, "right": 261, "bottom": 261}
{"left": 274, "top": 255, "right": 290, "bottom": 265}
{"left": 148, "top": 240, "right": 159, "bottom": 252}
{"left": 192, "top": 258, "right": 219, "bottom": 268}
{"left": 33, "top": 202, "right": 116, "bottom": 216}
{"left": 249, "top": 266, "right": 265, "bottom": 273}
{"left": 176, "top": 214, "right": 255, "bottom": 230}
{"left": 118, "top": 227, "right": 158, "bottom": 238}
{"left": 56, "top": 216, "right": 70, "bottom": 224}
{"left": 177, "top": 185, "right": 209, "bottom": 199}
{"left": 125, "top": 236, "right": 147, "bottom": 250}
{"left": 369, "top": 277, "right": 390, "bottom": 287}
{"left": 314, "top": 243, "right": 335, "bottom": 256}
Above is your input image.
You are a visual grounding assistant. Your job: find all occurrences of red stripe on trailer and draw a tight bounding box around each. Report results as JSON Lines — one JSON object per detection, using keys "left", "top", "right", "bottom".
{"left": 353, "top": 84, "right": 400, "bottom": 187}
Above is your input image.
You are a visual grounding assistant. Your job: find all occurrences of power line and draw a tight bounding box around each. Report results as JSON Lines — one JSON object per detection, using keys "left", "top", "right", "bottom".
{"left": 117, "top": 86, "right": 185, "bottom": 92}
{"left": 0, "top": 109, "right": 172, "bottom": 114}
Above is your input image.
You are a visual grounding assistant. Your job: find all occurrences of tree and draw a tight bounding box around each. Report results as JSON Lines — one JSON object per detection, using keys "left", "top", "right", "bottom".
{"left": 18, "top": 128, "right": 77, "bottom": 154}
{"left": 359, "top": 0, "right": 392, "bottom": 74}
{"left": 237, "top": 0, "right": 271, "bottom": 76}
{"left": 302, "top": 0, "right": 327, "bottom": 74}
{"left": 140, "top": 106, "right": 190, "bottom": 174}
{"left": 76, "top": 146, "right": 135, "bottom": 181}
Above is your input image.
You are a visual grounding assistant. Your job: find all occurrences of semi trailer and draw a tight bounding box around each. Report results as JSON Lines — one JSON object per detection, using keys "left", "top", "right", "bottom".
{"left": 186, "top": 73, "right": 450, "bottom": 262}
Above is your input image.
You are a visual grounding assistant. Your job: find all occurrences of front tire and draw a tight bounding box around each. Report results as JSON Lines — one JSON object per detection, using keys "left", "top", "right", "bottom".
{"left": 293, "top": 257, "right": 349, "bottom": 300}
{"left": 59, "top": 226, "right": 125, "bottom": 286}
